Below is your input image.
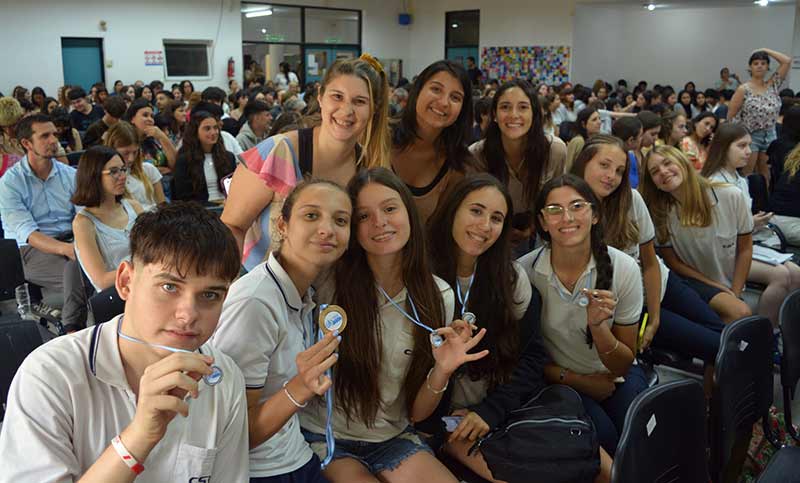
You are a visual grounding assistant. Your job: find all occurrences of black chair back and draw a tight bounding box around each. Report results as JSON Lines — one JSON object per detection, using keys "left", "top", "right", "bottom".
{"left": 0, "top": 239, "right": 26, "bottom": 303}
{"left": 710, "top": 315, "right": 774, "bottom": 482}
{"left": 748, "top": 173, "right": 769, "bottom": 214}
{"left": 88, "top": 285, "right": 125, "bottom": 325}
{"left": 0, "top": 314, "right": 45, "bottom": 421}
{"left": 780, "top": 289, "right": 800, "bottom": 443}
{"left": 611, "top": 379, "right": 707, "bottom": 483}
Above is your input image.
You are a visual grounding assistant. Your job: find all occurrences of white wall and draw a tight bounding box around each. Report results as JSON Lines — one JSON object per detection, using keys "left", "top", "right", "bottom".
{"left": 0, "top": 0, "right": 243, "bottom": 96}
{"left": 573, "top": 4, "right": 796, "bottom": 91}
{"left": 406, "top": 0, "right": 576, "bottom": 78}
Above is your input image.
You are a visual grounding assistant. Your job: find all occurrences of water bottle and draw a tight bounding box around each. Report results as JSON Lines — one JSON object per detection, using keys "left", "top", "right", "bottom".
{"left": 15, "top": 283, "right": 36, "bottom": 321}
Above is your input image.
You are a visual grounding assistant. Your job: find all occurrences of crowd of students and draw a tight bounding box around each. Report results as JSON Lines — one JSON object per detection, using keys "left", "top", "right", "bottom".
{"left": 0, "top": 46, "right": 799, "bottom": 482}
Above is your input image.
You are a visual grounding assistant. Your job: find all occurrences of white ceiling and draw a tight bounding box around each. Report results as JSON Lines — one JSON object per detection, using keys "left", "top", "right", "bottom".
{"left": 577, "top": 0, "right": 794, "bottom": 7}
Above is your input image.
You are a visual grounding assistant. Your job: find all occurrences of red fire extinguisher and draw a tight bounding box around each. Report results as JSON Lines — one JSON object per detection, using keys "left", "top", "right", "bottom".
{"left": 227, "top": 57, "right": 235, "bottom": 79}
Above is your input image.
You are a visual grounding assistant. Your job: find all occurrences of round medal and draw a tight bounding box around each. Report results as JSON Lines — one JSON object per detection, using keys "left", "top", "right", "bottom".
{"left": 430, "top": 332, "right": 444, "bottom": 348}
{"left": 462, "top": 312, "right": 476, "bottom": 325}
{"left": 204, "top": 365, "right": 224, "bottom": 386}
{"left": 319, "top": 305, "right": 348, "bottom": 334}
{"left": 577, "top": 294, "right": 590, "bottom": 308}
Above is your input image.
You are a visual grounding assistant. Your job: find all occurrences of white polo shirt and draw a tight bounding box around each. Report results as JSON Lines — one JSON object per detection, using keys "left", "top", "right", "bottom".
{"left": 300, "top": 276, "right": 455, "bottom": 443}
{"left": 659, "top": 185, "right": 754, "bottom": 288}
{"left": 709, "top": 169, "right": 753, "bottom": 210}
{"left": 450, "top": 261, "right": 532, "bottom": 409}
{"left": 211, "top": 252, "right": 315, "bottom": 477}
{"left": 518, "top": 245, "right": 643, "bottom": 375}
{"left": 0, "top": 315, "right": 249, "bottom": 483}
{"left": 624, "top": 189, "right": 669, "bottom": 301}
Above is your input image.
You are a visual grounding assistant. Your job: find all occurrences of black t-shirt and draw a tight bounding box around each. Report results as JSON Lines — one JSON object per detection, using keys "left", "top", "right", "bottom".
{"left": 70, "top": 105, "right": 105, "bottom": 133}
{"left": 82, "top": 119, "right": 110, "bottom": 147}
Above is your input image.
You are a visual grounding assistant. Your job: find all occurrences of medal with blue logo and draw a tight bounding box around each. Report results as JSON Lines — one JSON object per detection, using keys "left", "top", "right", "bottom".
{"left": 378, "top": 286, "right": 444, "bottom": 348}
{"left": 317, "top": 304, "right": 346, "bottom": 469}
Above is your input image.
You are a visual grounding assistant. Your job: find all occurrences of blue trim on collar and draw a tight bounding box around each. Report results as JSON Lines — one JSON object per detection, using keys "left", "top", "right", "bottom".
{"left": 265, "top": 263, "right": 300, "bottom": 312}
{"left": 88, "top": 323, "right": 103, "bottom": 376}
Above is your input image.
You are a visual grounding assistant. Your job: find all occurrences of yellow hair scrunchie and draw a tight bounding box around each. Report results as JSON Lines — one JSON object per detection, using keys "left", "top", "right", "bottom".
{"left": 358, "top": 53, "right": 385, "bottom": 76}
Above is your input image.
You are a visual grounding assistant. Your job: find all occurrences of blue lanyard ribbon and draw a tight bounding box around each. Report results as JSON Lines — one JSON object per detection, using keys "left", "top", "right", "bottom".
{"left": 551, "top": 270, "right": 593, "bottom": 306}
{"left": 116, "top": 316, "right": 223, "bottom": 386}
{"left": 318, "top": 306, "right": 336, "bottom": 470}
{"left": 455, "top": 273, "right": 475, "bottom": 317}
{"left": 378, "top": 286, "right": 443, "bottom": 347}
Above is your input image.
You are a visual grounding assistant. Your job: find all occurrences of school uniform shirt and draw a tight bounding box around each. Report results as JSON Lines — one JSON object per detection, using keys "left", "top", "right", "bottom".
{"left": 210, "top": 252, "right": 316, "bottom": 477}
{"left": 469, "top": 137, "right": 567, "bottom": 218}
{"left": 0, "top": 315, "right": 249, "bottom": 483}
{"left": 659, "top": 184, "right": 754, "bottom": 288}
{"left": 518, "top": 246, "right": 643, "bottom": 375}
{"left": 709, "top": 169, "right": 753, "bottom": 210}
{"left": 450, "top": 261, "right": 532, "bottom": 409}
{"left": 624, "top": 189, "right": 669, "bottom": 301}
{"left": 300, "top": 276, "right": 455, "bottom": 442}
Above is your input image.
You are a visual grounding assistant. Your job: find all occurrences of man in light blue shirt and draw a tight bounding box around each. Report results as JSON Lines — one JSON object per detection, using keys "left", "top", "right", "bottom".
{"left": 0, "top": 113, "right": 85, "bottom": 330}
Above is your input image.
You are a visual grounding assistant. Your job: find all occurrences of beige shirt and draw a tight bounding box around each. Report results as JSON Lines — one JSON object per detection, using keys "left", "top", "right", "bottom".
{"left": 518, "top": 246, "right": 643, "bottom": 375}
{"left": 300, "top": 276, "right": 455, "bottom": 442}
{"left": 469, "top": 135, "right": 567, "bottom": 217}
{"left": 450, "top": 261, "right": 532, "bottom": 409}
{"left": 412, "top": 168, "right": 465, "bottom": 225}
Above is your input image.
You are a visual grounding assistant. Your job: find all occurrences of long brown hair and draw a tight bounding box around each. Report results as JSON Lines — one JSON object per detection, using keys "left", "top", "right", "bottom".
{"left": 427, "top": 174, "right": 519, "bottom": 388}
{"left": 105, "top": 121, "right": 154, "bottom": 203}
{"left": 179, "top": 110, "right": 229, "bottom": 194}
{"left": 333, "top": 167, "right": 445, "bottom": 425}
{"left": 570, "top": 135, "right": 639, "bottom": 250}
{"left": 700, "top": 122, "right": 749, "bottom": 178}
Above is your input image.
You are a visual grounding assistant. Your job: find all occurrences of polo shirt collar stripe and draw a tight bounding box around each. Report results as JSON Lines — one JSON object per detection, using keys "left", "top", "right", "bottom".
{"left": 532, "top": 246, "right": 598, "bottom": 285}
{"left": 88, "top": 324, "right": 102, "bottom": 376}
{"left": 264, "top": 253, "right": 302, "bottom": 312}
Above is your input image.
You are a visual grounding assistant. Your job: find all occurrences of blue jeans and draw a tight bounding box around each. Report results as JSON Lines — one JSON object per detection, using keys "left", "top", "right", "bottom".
{"left": 651, "top": 271, "right": 725, "bottom": 363}
{"left": 249, "top": 454, "right": 328, "bottom": 483}
{"left": 579, "top": 365, "right": 648, "bottom": 455}
{"left": 749, "top": 127, "right": 777, "bottom": 153}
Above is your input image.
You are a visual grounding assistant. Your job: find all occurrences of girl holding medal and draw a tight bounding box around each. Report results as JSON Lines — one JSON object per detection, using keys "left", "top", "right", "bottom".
{"left": 570, "top": 136, "right": 724, "bottom": 375}
{"left": 212, "top": 179, "right": 351, "bottom": 482}
{"left": 301, "top": 167, "right": 489, "bottom": 482}
{"left": 426, "top": 174, "right": 570, "bottom": 482}
{"left": 518, "top": 174, "right": 646, "bottom": 457}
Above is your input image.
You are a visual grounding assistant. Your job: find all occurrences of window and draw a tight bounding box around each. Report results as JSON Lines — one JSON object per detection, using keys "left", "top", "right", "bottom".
{"left": 241, "top": 4, "right": 301, "bottom": 43}
{"left": 445, "top": 10, "right": 479, "bottom": 71}
{"left": 304, "top": 8, "right": 360, "bottom": 45}
{"left": 163, "top": 41, "right": 210, "bottom": 78}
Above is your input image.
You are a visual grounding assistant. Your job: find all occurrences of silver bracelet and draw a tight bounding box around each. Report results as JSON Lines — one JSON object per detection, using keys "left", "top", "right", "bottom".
{"left": 282, "top": 380, "right": 308, "bottom": 408}
{"left": 425, "top": 367, "right": 449, "bottom": 394}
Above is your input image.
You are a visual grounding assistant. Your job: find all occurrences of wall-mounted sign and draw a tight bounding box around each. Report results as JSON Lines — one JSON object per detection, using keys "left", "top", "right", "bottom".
{"left": 145, "top": 50, "right": 164, "bottom": 66}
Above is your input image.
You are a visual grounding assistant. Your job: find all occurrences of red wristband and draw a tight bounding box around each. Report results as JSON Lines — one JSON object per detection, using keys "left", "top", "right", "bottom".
{"left": 111, "top": 435, "right": 145, "bottom": 475}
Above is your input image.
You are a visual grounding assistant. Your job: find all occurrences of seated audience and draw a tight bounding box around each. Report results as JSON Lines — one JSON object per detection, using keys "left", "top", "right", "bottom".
{"left": 68, "top": 87, "right": 104, "bottom": 134}
{"left": 72, "top": 146, "right": 142, "bottom": 292}
{"left": 83, "top": 95, "right": 127, "bottom": 147}
{"left": 123, "top": 98, "right": 177, "bottom": 174}
{"left": 173, "top": 110, "right": 236, "bottom": 203}
{"left": 680, "top": 111, "right": 718, "bottom": 171}
{"left": 0, "top": 114, "right": 85, "bottom": 330}
{"left": 236, "top": 100, "right": 271, "bottom": 151}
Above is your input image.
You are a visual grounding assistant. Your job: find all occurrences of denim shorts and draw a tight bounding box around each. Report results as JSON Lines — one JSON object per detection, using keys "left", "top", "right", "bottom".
{"left": 302, "top": 426, "right": 433, "bottom": 474}
{"left": 750, "top": 127, "right": 777, "bottom": 153}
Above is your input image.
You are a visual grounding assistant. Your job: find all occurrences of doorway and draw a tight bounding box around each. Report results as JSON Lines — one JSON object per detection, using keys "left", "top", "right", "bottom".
{"left": 61, "top": 38, "right": 104, "bottom": 91}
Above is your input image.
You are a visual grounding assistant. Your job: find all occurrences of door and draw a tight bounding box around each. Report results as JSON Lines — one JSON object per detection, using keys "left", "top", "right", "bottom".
{"left": 61, "top": 38, "right": 104, "bottom": 91}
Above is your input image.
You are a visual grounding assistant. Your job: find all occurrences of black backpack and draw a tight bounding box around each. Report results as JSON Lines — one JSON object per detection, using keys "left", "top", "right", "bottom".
{"left": 471, "top": 384, "right": 601, "bottom": 483}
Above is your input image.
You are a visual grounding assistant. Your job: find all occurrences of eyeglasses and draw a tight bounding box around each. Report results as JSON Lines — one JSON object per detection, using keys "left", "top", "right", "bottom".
{"left": 540, "top": 200, "right": 593, "bottom": 219}
{"left": 102, "top": 166, "right": 129, "bottom": 178}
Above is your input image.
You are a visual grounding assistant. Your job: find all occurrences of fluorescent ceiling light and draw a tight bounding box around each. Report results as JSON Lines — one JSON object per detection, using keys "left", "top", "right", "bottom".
{"left": 647, "top": 4, "right": 656, "bottom": 11}
{"left": 246, "top": 8, "right": 273, "bottom": 18}
{"left": 451, "top": 23, "right": 458, "bottom": 28}
{"left": 755, "top": 0, "right": 769, "bottom": 5}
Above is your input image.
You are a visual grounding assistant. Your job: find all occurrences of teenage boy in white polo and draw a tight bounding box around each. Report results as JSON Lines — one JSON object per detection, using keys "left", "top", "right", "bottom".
{"left": 0, "top": 202, "right": 249, "bottom": 482}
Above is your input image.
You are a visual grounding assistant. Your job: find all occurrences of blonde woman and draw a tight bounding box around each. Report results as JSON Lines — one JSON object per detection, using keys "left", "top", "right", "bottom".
{"left": 105, "top": 121, "right": 166, "bottom": 210}
{"left": 640, "top": 145, "right": 752, "bottom": 324}
{"left": 222, "top": 54, "right": 392, "bottom": 270}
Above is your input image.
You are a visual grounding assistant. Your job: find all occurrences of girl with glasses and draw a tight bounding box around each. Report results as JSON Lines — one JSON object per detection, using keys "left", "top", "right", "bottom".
{"left": 518, "top": 174, "right": 646, "bottom": 458}
{"left": 71, "top": 146, "right": 142, "bottom": 292}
